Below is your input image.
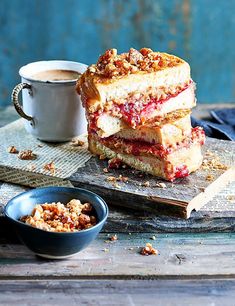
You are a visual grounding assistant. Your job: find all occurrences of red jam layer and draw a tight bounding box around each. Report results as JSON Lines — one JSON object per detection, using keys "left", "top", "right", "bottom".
{"left": 99, "top": 127, "right": 205, "bottom": 159}
{"left": 90, "top": 81, "right": 192, "bottom": 129}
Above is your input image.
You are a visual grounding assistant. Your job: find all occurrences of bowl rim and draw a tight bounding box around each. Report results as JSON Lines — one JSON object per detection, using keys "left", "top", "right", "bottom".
{"left": 4, "top": 186, "right": 109, "bottom": 235}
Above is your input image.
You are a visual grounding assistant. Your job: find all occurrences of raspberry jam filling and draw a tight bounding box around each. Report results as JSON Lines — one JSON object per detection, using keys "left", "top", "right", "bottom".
{"left": 99, "top": 127, "right": 205, "bottom": 159}
{"left": 90, "top": 82, "right": 192, "bottom": 129}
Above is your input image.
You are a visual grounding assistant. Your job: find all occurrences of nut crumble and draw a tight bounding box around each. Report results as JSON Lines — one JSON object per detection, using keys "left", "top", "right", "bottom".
{"left": 20, "top": 199, "right": 97, "bottom": 232}
{"left": 87, "top": 48, "right": 183, "bottom": 78}
{"left": 8, "top": 146, "right": 19, "bottom": 154}
{"left": 140, "top": 243, "right": 158, "bottom": 256}
{"left": 18, "top": 150, "right": 37, "bottom": 160}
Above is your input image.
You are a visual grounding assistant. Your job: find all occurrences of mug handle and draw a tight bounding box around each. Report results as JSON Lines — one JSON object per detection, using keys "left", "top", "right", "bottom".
{"left": 11, "top": 83, "right": 35, "bottom": 126}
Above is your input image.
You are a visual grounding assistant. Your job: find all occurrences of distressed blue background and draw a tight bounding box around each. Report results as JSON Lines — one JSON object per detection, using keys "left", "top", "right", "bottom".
{"left": 0, "top": 0, "right": 235, "bottom": 106}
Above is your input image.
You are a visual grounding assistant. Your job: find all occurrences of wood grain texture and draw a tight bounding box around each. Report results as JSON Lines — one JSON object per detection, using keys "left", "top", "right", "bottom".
{"left": 1, "top": 233, "right": 235, "bottom": 279}
{"left": 0, "top": 279, "right": 235, "bottom": 306}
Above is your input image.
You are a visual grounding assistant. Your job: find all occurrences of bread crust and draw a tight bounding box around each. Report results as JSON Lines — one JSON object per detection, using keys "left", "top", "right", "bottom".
{"left": 77, "top": 49, "right": 191, "bottom": 112}
{"left": 88, "top": 135, "right": 203, "bottom": 181}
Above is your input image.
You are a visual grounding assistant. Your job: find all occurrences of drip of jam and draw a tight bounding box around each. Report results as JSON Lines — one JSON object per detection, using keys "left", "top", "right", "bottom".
{"left": 174, "top": 165, "right": 189, "bottom": 179}
{"left": 108, "top": 158, "right": 123, "bottom": 169}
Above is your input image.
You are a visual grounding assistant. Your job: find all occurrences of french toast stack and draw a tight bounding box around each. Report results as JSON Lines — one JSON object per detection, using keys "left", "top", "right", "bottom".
{"left": 77, "top": 48, "right": 205, "bottom": 181}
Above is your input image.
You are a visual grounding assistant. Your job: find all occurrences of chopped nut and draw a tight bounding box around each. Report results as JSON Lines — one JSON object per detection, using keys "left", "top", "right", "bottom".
{"left": 140, "top": 243, "right": 158, "bottom": 256}
{"left": 150, "top": 235, "right": 156, "bottom": 240}
{"left": 110, "top": 234, "right": 118, "bottom": 241}
{"left": 99, "top": 154, "right": 106, "bottom": 160}
{"left": 227, "top": 195, "right": 235, "bottom": 202}
{"left": 117, "top": 175, "right": 128, "bottom": 182}
{"left": 143, "top": 181, "right": 150, "bottom": 187}
{"left": 106, "top": 176, "right": 116, "bottom": 182}
{"left": 156, "top": 182, "right": 166, "bottom": 188}
{"left": 43, "top": 161, "right": 55, "bottom": 174}
{"left": 18, "top": 150, "right": 37, "bottom": 160}
{"left": 71, "top": 139, "right": 85, "bottom": 147}
{"left": 8, "top": 146, "right": 19, "bottom": 154}
{"left": 206, "top": 174, "right": 214, "bottom": 181}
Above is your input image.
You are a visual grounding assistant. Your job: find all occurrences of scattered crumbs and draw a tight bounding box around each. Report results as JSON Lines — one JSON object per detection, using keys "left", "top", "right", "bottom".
{"left": 155, "top": 182, "right": 166, "bottom": 188}
{"left": 8, "top": 146, "right": 19, "bottom": 154}
{"left": 110, "top": 234, "right": 118, "bottom": 241}
{"left": 206, "top": 174, "right": 214, "bottom": 181}
{"left": 150, "top": 235, "right": 156, "bottom": 240}
{"left": 18, "top": 150, "right": 37, "bottom": 160}
{"left": 102, "top": 248, "right": 109, "bottom": 252}
{"left": 227, "top": 195, "right": 235, "bottom": 202}
{"left": 113, "top": 183, "right": 121, "bottom": 189}
{"left": 198, "top": 187, "right": 206, "bottom": 192}
{"left": 43, "top": 161, "right": 55, "bottom": 175}
{"left": 103, "top": 167, "right": 109, "bottom": 173}
{"left": 129, "top": 247, "right": 134, "bottom": 250}
{"left": 118, "top": 175, "right": 128, "bottom": 182}
{"left": 106, "top": 175, "right": 128, "bottom": 184}
{"left": 71, "top": 139, "right": 85, "bottom": 147}
{"left": 37, "top": 144, "right": 43, "bottom": 148}
{"left": 142, "top": 181, "right": 150, "bottom": 187}
{"left": 99, "top": 154, "right": 106, "bottom": 160}
{"left": 140, "top": 243, "right": 158, "bottom": 256}
{"left": 202, "top": 153, "right": 228, "bottom": 171}
{"left": 128, "top": 232, "right": 132, "bottom": 235}
{"left": 106, "top": 176, "right": 116, "bottom": 182}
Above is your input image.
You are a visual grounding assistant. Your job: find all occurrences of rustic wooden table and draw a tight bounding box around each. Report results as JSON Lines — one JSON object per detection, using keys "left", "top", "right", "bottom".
{"left": 0, "top": 104, "right": 235, "bottom": 306}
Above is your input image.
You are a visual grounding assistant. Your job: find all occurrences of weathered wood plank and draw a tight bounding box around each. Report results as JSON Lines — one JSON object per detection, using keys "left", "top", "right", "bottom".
{"left": 1, "top": 233, "right": 235, "bottom": 279}
{"left": 0, "top": 279, "right": 235, "bottom": 306}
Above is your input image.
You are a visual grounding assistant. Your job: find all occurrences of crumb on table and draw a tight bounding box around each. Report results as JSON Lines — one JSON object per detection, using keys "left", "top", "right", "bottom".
{"left": 18, "top": 150, "right": 37, "bottom": 160}
{"left": 140, "top": 243, "right": 158, "bottom": 256}
{"left": 8, "top": 146, "right": 19, "bottom": 154}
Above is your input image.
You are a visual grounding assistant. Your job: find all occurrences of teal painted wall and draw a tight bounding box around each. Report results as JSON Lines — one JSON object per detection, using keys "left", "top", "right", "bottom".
{"left": 0, "top": 0, "right": 235, "bottom": 106}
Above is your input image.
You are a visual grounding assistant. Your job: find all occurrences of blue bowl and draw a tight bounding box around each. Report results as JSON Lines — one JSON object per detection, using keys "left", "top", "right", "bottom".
{"left": 4, "top": 187, "right": 108, "bottom": 259}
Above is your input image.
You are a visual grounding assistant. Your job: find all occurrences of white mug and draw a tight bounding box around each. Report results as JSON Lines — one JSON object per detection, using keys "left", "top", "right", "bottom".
{"left": 11, "top": 60, "right": 88, "bottom": 142}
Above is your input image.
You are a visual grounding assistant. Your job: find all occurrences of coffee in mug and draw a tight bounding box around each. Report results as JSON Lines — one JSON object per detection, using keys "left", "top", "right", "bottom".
{"left": 11, "top": 61, "right": 87, "bottom": 142}
{"left": 31, "top": 69, "right": 81, "bottom": 82}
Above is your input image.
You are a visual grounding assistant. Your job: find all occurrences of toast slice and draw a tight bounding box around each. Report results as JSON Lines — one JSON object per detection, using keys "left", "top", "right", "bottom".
{"left": 115, "top": 113, "right": 192, "bottom": 147}
{"left": 88, "top": 133, "right": 204, "bottom": 181}
{"left": 93, "top": 85, "right": 195, "bottom": 137}
{"left": 77, "top": 48, "right": 192, "bottom": 114}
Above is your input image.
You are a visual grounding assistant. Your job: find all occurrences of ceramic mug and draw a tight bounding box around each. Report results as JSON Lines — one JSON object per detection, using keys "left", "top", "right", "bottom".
{"left": 11, "top": 60, "right": 87, "bottom": 142}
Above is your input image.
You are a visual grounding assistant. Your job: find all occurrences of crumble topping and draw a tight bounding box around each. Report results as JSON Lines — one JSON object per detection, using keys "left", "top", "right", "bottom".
{"left": 140, "top": 243, "right": 158, "bottom": 256}
{"left": 87, "top": 48, "right": 183, "bottom": 78}
{"left": 43, "top": 161, "right": 56, "bottom": 174}
{"left": 20, "top": 199, "right": 97, "bottom": 232}
{"left": 18, "top": 150, "right": 37, "bottom": 160}
{"left": 109, "top": 234, "right": 118, "bottom": 241}
{"left": 8, "top": 146, "right": 19, "bottom": 154}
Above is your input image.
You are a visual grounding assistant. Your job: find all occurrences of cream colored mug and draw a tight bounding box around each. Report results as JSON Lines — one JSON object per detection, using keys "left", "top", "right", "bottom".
{"left": 11, "top": 60, "right": 87, "bottom": 142}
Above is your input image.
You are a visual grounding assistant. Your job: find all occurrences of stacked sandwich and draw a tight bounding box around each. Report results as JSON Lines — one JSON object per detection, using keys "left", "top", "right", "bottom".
{"left": 77, "top": 48, "right": 205, "bottom": 181}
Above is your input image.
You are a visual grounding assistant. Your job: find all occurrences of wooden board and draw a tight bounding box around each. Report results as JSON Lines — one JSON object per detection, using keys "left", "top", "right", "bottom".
{"left": 0, "top": 119, "right": 234, "bottom": 218}
{"left": 1, "top": 233, "right": 235, "bottom": 278}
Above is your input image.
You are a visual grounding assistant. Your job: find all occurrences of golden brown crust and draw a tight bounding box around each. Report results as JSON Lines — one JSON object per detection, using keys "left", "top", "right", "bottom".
{"left": 76, "top": 48, "right": 190, "bottom": 110}
{"left": 81, "top": 48, "right": 185, "bottom": 81}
